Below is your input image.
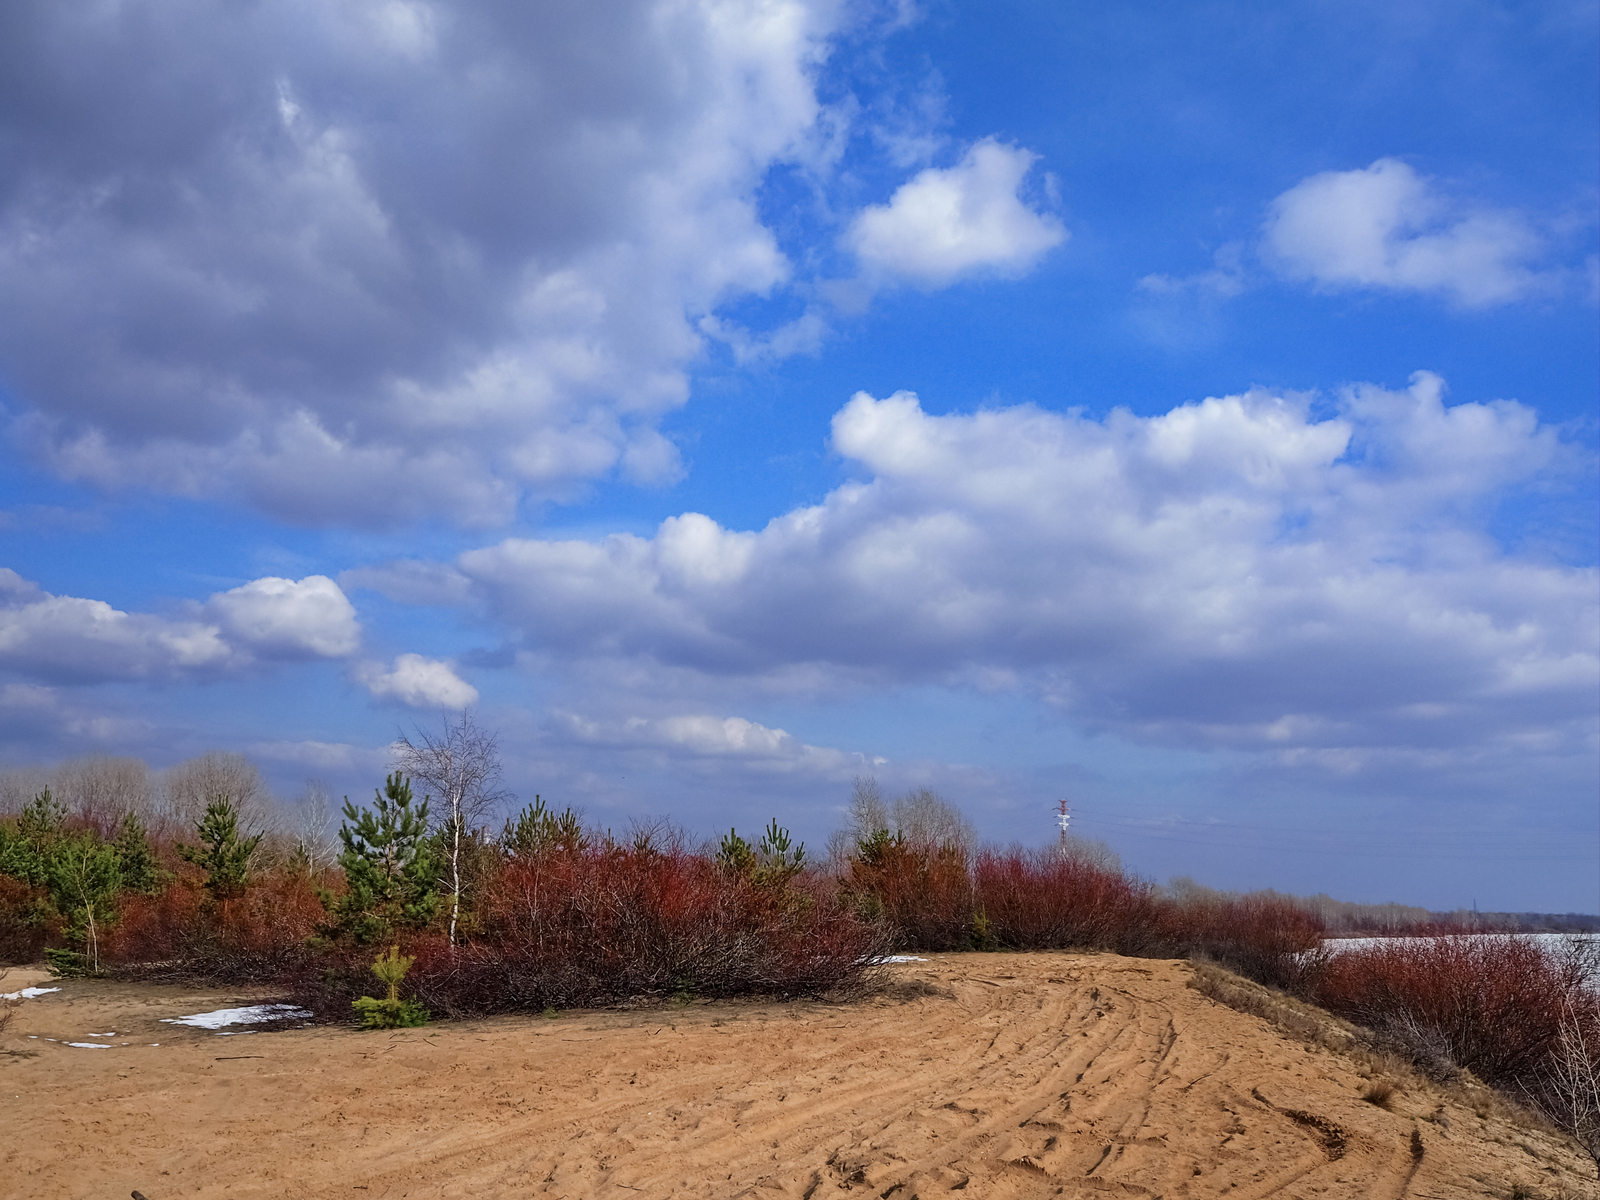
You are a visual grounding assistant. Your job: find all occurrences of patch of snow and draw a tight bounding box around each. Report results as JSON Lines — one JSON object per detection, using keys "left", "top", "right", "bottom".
{"left": 879, "top": 955, "right": 928, "bottom": 964}
{"left": 66, "top": 1043, "right": 111, "bottom": 1049}
{"left": 0, "top": 986, "right": 61, "bottom": 1000}
{"left": 161, "top": 1004, "right": 312, "bottom": 1030}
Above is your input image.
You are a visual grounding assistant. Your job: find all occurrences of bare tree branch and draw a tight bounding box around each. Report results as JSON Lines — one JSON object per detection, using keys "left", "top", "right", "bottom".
{"left": 391, "top": 709, "right": 513, "bottom": 948}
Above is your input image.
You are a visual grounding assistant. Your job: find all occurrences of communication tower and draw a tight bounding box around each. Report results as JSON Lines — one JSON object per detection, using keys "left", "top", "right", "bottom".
{"left": 1057, "top": 798, "right": 1071, "bottom": 853}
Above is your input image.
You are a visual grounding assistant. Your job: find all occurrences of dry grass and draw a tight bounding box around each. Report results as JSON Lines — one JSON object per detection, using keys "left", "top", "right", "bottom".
{"left": 1186, "top": 957, "right": 1360, "bottom": 1052}
{"left": 1187, "top": 957, "right": 1599, "bottom": 1194}
{"left": 1362, "top": 1078, "right": 1399, "bottom": 1109}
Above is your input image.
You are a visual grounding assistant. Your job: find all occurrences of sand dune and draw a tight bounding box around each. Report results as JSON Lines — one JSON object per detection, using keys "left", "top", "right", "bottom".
{"left": 2, "top": 954, "right": 1593, "bottom": 1198}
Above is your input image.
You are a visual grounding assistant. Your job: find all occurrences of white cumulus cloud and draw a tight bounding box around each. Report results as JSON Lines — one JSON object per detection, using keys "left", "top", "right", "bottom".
{"left": 847, "top": 138, "right": 1066, "bottom": 287}
{"left": 362, "top": 374, "right": 1594, "bottom": 767}
{"left": 356, "top": 653, "right": 478, "bottom": 709}
{"left": 0, "top": 571, "right": 360, "bottom": 684}
{"left": 1262, "top": 158, "right": 1551, "bottom": 307}
{"left": 0, "top": 0, "right": 854, "bottom": 526}
{"left": 203, "top": 575, "right": 359, "bottom": 659}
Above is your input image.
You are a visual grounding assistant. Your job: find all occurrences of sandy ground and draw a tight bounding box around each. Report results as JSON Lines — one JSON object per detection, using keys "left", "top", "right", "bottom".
{"left": 2, "top": 954, "right": 1595, "bottom": 1199}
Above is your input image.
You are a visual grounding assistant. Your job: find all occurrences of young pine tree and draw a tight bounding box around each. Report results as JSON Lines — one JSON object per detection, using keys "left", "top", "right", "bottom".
{"left": 112, "top": 812, "right": 161, "bottom": 894}
{"left": 323, "top": 773, "right": 440, "bottom": 945}
{"left": 177, "top": 796, "right": 262, "bottom": 903}
{"left": 0, "top": 789, "right": 67, "bottom": 888}
{"left": 44, "top": 835, "right": 121, "bottom": 975}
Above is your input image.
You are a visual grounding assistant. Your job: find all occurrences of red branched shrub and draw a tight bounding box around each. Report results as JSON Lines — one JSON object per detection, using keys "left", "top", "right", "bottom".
{"left": 0, "top": 875, "right": 49, "bottom": 964}
{"left": 106, "top": 872, "right": 327, "bottom": 982}
{"left": 841, "top": 838, "right": 974, "bottom": 951}
{"left": 288, "top": 846, "right": 886, "bottom": 1019}
{"left": 1187, "top": 894, "right": 1327, "bottom": 991}
{"left": 974, "top": 848, "right": 1164, "bottom": 954}
{"left": 1311, "top": 935, "right": 1597, "bottom": 1090}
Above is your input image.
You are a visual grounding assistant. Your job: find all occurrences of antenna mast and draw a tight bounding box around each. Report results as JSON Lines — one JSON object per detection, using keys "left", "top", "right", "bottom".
{"left": 1056, "top": 798, "right": 1071, "bottom": 854}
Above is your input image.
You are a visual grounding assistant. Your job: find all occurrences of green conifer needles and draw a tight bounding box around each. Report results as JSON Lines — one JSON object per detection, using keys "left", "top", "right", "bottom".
{"left": 323, "top": 773, "right": 440, "bottom": 945}
{"left": 177, "top": 796, "right": 261, "bottom": 902}
{"left": 352, "top": 943, "right": 429, "bottom": 1029}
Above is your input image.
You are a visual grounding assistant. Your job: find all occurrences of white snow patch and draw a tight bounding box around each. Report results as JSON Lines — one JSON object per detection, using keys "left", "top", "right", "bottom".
{"left": 161, "top": 1004, "right": 312, "bottom": 1030}
{"left": 879, "top": 955, "right": 928, "bottom": 964}
{"left": 66, "top": 1043, "right": 112, "bottom": 1049}
{"left": 1, "top": 987, "right": 61, "bottom": 1000}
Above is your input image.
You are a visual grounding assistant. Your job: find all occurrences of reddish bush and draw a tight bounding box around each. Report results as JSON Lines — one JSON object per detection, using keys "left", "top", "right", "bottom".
{"left": 0, "top": 875, "right": 50, "bottom": 964}
{"left": 1311, "top": 935, "right": 1597, "bottom": 1091}
{"left": 106, "top": 871, "right": 327, "bottom": 982}
{"left": 288, "top": 845, "right": 887, "bottom": 1019}
{"left": 1187, "top": 894, "right": 1327, "bottom": 991}
{"left": 974, "top": 848, "right": 1165, "bottom": 955}
{"left": 840, "top": 837, "right": 974, "bottom": 951}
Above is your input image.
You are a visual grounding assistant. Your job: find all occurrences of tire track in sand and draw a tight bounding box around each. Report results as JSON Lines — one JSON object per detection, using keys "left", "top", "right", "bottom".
{"left": 4, "top": 954, "right": 1582, "bottom": 1199}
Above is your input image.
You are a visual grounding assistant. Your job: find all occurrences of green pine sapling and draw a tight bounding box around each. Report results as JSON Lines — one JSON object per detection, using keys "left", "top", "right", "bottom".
{"left": 177, "top": 796, "right": 262, "bottom": 905}
{"left": 322, "top": 773, "right": 440, "bottom": 945}
{"left": 44, "top": 836, "right": 121, "bottom": 975}
{"left": 351, "top": 944, "right": 430, "bottom": 1029}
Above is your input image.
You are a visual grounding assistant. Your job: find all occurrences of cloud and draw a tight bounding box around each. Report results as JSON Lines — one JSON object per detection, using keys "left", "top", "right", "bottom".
{"left": 1138, "top": 241, "right": 1250, "bottom": 300}
{"left": 355, "top": 653, "right": 477, "bottom": 709}
{"left": 1262, "top": 158, "right": 1553, "bottom": 307}
{"left": 0, "top": 0, "right": 855, "bottom": 526}
{"left": 203, "top": 575, "right": 359, "bottom": 659}
{"left": 0, "top": 682, "right": 161, "bottom": 753}
{"left": 557, "top": 711, "right": 880, "bottom": 776}
{"left": 373, "top": 373, "right": 1593, "bottom": 765}
{"left": 246, "top": 739, "right": 382, "bottom": 773}
{"left": 0, "top": 570, "right": 358, "bottom": 683}
{"left": 846, "top": 138, "right": 1066, "bottom": 287}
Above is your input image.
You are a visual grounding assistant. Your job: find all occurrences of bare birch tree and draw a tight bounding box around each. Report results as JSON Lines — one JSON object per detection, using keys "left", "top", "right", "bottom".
{"left": 292, "top": 779, "right": 339, "bottom": 873}
{"left": 391, "top": 710, "right": 511, "bottom": 947}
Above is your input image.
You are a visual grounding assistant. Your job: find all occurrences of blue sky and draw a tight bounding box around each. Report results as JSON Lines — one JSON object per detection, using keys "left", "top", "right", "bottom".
{"left": 1, "top": 0, "right": 1595, "bottom": 911}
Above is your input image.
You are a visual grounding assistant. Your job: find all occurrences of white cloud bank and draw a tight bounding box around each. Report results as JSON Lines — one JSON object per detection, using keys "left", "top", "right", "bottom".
{"left": 355, "top": 653, "right": 477, "bottom": 709}
{"left": 847, "top": 139, "right": 1066, "bottom": 287}
{"left": 1263, "top": 158, "right": 1553, "bottom": 307}
{"left": 0, "top": 572, "right": 359, "bottom": 683}
{"left": 556, "top": 712, "right": 880, "bottom": 776}
{"left": 0, "top": 6, "right": 1077, "bottom": 526}
{"left": 358, "top": 374, "right": 1595, "bottom": 765}
{"left": 0, "top": 0, "right": 852, "bottom": 526}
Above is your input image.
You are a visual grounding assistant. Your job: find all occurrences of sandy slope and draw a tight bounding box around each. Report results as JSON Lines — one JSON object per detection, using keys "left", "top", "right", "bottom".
{"left": 2, "top": 954, "right": 1594, "bottom": 1199}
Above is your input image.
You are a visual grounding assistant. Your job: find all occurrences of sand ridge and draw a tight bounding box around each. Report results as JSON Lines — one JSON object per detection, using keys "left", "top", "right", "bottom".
{"left": 2, "top": 954, "right": 1593, "bottom": 1198}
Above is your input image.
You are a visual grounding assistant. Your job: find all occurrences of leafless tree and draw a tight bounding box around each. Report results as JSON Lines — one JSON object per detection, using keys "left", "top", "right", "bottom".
{"left": 0, "top": 766, "right": 50, "bottom": 816}
{"left": 828, "top": 777, "right": 977, "bottom": 862}
{"left": 392, "top": 710, "right": 511, "bottom": 947}
{"left": 1059, "top": 833, "right": 1122, "bottom": 874}
{"left": 53, "top": 756, "right": 156, "bottom": 836}
{"left": 827, "top": 776, "right": 891, "bottom": 866}
{"left": 163, "top": 751, "right": 274, "bottom": 838}
{"left": 292, "top": 779, "right": 339, "bottom": 873}
{"left": 892, "top": 786, "right": 975, "bottom": 852}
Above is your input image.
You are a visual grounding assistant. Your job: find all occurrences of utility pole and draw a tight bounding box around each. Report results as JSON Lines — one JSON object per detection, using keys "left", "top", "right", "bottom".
{"left": 1057, "top": 798, "right": 1071, "bottom": 855}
